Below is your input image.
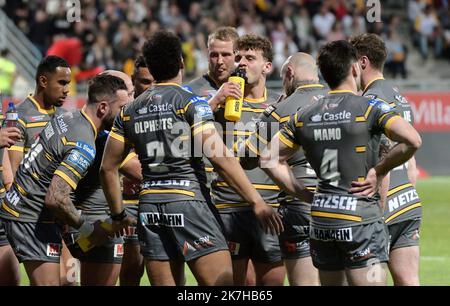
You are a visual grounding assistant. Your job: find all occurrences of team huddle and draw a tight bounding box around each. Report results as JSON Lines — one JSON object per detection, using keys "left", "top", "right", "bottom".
{"left": 0, "top": 28, "right": 422, "bottom": 286}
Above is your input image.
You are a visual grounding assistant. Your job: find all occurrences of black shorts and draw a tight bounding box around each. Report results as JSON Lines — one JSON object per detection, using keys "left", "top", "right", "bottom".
{"left": 0, "top": 220, "right": 9, "bottom": 246}
{"left": 220, "top": 209, "right": 282, "bottom": 263}
{"left": 123, "top": 205, "right": 139, "bottom": 245}
{"left": 138, "top": 200, "right": 228, "bottom": 261}
{"left": 388, "top": 218, "right": 421, "bottom": 251}
{"left": 278, "top": 204, "right": 311, "bottom": 259}
{"left": 2, "top": 219, "right": 62, "bottom": 263}
{"left": 63, "top": 214, "right": 124, "bottom": 264}
{"left": 309, "top": 220, "right": 389, "bottom": 271}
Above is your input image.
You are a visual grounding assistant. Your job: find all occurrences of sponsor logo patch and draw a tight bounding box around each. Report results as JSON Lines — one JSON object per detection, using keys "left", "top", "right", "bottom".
{"left": 140, "top": 213, "right": 184, "bottom": 227}
{"left": 67, "top": 150, "right": 92, "bottom": 173}
{"left": 46, "top": 243, "right": 62, "bottom": 257}
{"left": 114, "top": 244, "right": 124, "bottom": 258}
{"left": 228, "top": 241, "right": 241, "bottom": 255}
{"left": 310, "top": 227, "right": 353, "bottom": 242}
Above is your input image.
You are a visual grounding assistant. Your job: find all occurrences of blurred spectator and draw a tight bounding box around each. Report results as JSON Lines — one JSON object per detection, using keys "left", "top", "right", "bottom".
{"left": 327, "top": 21, "right": 346, "bottom": 42}
{"left": 385, "top": 30, "right": 408, "bottom": 79}
{"left": 312, "top": 3, "right": 335, "bottom": 40}
{"left": 418, "top": 5, "right": 443, "bottom": 59}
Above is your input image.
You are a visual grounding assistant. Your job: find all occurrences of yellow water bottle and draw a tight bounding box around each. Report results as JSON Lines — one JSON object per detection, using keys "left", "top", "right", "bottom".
{"left": 224, "top": 70, "right": 246, "bottom": 121}
{"left": 76, "top": 218, "right": 113, "bottom": 252}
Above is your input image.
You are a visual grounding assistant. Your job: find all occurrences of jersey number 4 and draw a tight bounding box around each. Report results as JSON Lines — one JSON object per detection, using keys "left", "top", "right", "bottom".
{"left": 320, "top": 149, "right": 341, "bottom": 186}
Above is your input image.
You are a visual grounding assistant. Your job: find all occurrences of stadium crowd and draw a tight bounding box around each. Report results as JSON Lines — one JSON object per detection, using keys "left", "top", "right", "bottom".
{"left": 3, "top": 0, "right": 450, "bottom": 82}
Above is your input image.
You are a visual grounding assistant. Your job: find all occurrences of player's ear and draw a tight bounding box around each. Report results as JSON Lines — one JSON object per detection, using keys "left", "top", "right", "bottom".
{"left": 351, "top": 62, "right": 359, "bottom": 78}
{"left": 360, "top": 56, "right": 368, "bottom": 70}
{"left": 262, "top": 61, "right": 273, "bottom": 76}
{"left": 287, "top": 66, "right": 295, "bottom": 81}
{"left": 97, "top": 101, "right": 109, "bottom": 117}
{"left": 180, "top": 57, "right": 185, "bottom": 70}
{"left": 38, "top": 74, "right": 48, "bottom": 89}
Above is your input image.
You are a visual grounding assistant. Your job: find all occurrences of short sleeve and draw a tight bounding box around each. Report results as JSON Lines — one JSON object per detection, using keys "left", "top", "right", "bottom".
{"left": 184, "top": 95, "right": 216, "bottom": 136}
{"left": 54, "top": 145, "right": 95, "bottom": 189}
{"left": 278, "top": 113, "right": 301, "bottom": 150}
{"left": 366, "top": 99, "right": 401, "bottom": 137}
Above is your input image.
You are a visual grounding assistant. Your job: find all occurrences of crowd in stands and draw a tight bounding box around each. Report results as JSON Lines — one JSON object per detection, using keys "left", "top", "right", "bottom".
{"left": 2, "top": 0, "right": 450, "bottom": 83}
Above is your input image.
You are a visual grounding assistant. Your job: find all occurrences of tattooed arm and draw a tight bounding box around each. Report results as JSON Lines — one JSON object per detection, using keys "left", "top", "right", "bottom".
{"left": 45, "top": 175, "right": 83, "bottom": 229}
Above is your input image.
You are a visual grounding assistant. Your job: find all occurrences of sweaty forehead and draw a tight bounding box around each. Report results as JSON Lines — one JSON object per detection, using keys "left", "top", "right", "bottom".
{"left": 209, "top": 39, "right": 234, "bottom": 52}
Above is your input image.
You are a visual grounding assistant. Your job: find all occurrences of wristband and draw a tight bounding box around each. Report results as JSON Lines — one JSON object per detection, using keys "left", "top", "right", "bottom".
{"left": 111, "top": 209, "right": 127, "bottom": 221}
{"left": 79, "top": 221, "right": 94, "bottom": 237}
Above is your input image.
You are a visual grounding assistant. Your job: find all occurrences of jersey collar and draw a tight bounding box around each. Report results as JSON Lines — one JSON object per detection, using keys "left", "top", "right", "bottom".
{"left": 81, "top": 106, "right": 98, "bottom": 139}
{"left": 363, "top": 77, "right": 385, "bottom": 93}
{"left": 245, "top": 88, "right": 267, "bottom": 103}
{"left": 28, "top": 94, "right": 56, "bottom": 115}
{"left": 154, "top": 82, "right": 182, "bottom": 87}
{"left": 328, "top": 89, "right": 357, "bottom": 95}
{"left": 296, "top": 84, "right": 325, "bottom": 91}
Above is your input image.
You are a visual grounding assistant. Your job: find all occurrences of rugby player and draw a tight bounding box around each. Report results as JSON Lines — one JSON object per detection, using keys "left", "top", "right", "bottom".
{"left": 243, "top": 52, "right": 326, "bottom": 285}
{"left": 260, "top": 40, "right": 422, "bottom": 286}
{"left": 100, "top": 30, "right": 282, "bottom": 286}
{"left": 120, "top": 57, "right": 154, "bottom": 286}
{"left": 187, "top": 27, "right": 257, "bottom": 286}
{"left": 212, "top": 34, "right": 285, "bottom": 286}
{"left": 350, "top": 33, "right": 422, "bottom": 286}
{"left": 187, "top": 27, "right": 241, "bottom": 111}
{"left": 5, "top": 55, "right": 75, "bottom": 285}
{"left": 63, "top": 70, "right": 136, "bottom": 286}
{"left": 0, "top": 74, "right": 132, "bottom": 285}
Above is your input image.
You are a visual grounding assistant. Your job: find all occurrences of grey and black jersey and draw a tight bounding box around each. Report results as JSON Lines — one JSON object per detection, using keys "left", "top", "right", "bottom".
{"left": 0, "top": 109, "right": 97, "bottom": 222}
{"left": 185, "top": 73, "right": 220, "bottom": 100}
{"left": 246, "top": 84, "right": 327, "bottom": 209}
{"left": 211, "top": 89, "right": 281, "bottom": 211}
{"left": 8, "top": 95, "right": 66, "bottom": 155}
{"left": 280, "top": 91, "right": 400, "bottom": 227}
{"left": 72, "top": 130, "right": 109, "bottom": 215}
{"left": 363, "top": 78, "right": 422, "bottom": 225}
{"left": 109, "top": 83, "right": 215, "bottom": 204}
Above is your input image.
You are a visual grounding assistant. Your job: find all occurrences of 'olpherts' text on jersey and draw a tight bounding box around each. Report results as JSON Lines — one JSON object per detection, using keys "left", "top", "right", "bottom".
{"left": 212, "top": 89, "right": 281, "bottom": 211}
{"left": 280, "top": 91, "right": 400, "bottom": 227}
{"left": 246, "top": 84, "right": 327, "bottom": 209}
{"left": 8, "top": 95, "right": 66, "bottom": 154}
{"left": 1, "top": 110, "right": 97, "bottom": 222}
{"left": 363, "top": 78, "right": 421, "bottom": 225}
{"left": 109, "top": 83, "right": 215, "bottom": 204}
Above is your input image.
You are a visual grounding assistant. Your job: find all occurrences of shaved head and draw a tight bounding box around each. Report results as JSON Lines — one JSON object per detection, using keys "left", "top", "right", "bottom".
{"left": 281, "top": 52, "right": 319, "bottom": 97}
{"left": 101, "top": 70, "right": 134, "bottom": 100}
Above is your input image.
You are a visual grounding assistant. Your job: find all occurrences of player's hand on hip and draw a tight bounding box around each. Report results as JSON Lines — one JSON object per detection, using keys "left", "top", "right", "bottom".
{"left": 349, "top": 168, "right": 383, "bottom": 197}
{"left": 253, "top": 202, "right": 284, "bottom": 236}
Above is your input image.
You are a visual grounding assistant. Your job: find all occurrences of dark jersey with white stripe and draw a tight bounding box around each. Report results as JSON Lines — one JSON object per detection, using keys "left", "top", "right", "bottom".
{"left": 0, "top": 109, "right": 97, "bottom": 222}
{"left": 246, "top": 84, "right": 327, "bottom": 210}
{"left": 211, "top": 89, "right": 281, "bottom": 211}
{"left": 8, "top": 95, "right": 66, "bottom": 155}
{"left": 363, "top": 78, "right": 422, "bottom": 225}
{"left": 280, "top": 91, "right": 400, "bottom": 227}
{"left": 109, "top": 83, "right": 215, "bottom": 204}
